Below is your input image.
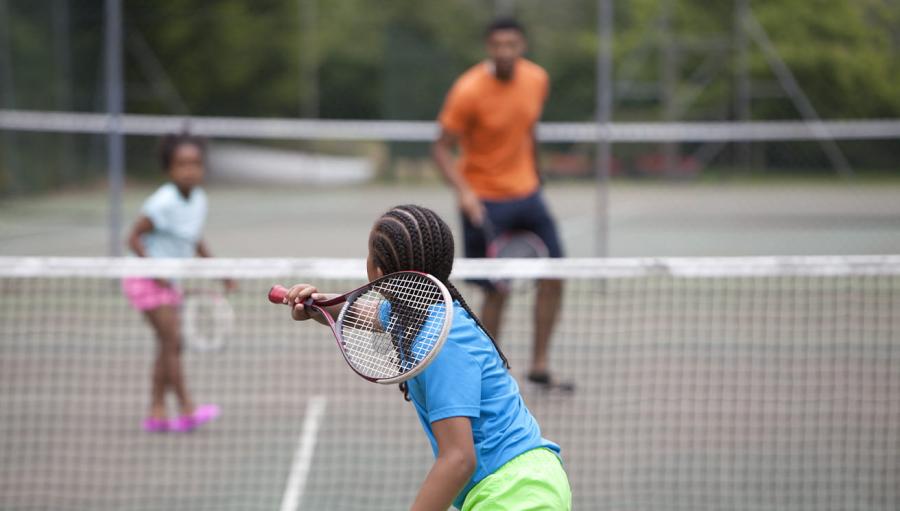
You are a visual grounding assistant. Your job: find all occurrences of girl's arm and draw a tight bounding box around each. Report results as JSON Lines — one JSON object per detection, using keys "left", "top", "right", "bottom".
{"left": 195, "top": 239, "right": 237, "bottom": 291}
{"left": 196, "top": 239, "right": 211, "bottom": 258}
{"left": 410, "top": 417, "right": 476, "bottom": 511}
{"left": 127, "top": 216, "right": 154, "bottom": 257}
{"left": 128, "top": 216, "right": 173, "bottom": 288}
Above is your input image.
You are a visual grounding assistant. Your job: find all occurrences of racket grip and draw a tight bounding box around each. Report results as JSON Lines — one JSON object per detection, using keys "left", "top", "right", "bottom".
{"left": 268, "top": 285, "right": 288, "bottom": 304}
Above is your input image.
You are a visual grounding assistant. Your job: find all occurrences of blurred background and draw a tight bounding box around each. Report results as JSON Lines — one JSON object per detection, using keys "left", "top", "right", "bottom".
{"left": 1, "top": 0, "right": 898, "bottom": 258}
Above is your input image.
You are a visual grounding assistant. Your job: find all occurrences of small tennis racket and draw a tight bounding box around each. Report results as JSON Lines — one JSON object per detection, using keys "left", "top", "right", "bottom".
{"left": 268, "top": 271, "right": 453, "bottom": 384}
{"left": 182, "top": 289, "right": 235, "bottom": 352}
{"left": 483, "top": 219, "right": 549, "bottom": 291}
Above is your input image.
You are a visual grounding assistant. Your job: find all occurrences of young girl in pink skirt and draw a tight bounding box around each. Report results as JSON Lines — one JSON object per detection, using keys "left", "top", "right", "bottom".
{"left": 123, "top": 132, "right": 231, "bottom": 433}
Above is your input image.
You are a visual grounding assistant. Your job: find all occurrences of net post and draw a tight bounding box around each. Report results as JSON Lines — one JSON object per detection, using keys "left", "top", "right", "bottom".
{"left": 659, "top": 0, "right": 679, "bottom": 178}
{"left": 105, "top": 0, "right": 124, "bottom": 256}
{"left": 299, "top": 0, "right": 319, "bottom": 118}
{"left": 595, "top": 0, "right": 614, "bottom": 257}
{"left": 734, "top": 0, "right": 752, "bottom": 174}
{"left": 0, "top": 0, "right": 23, "bottom": 194}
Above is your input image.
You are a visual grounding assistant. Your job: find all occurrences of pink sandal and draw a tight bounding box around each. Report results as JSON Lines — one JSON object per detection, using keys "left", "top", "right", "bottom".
{"left": 169, "top": 404, "right": 220, "bottom": 432}
{"left": 142, "top": 417, "right": 169, "bottom": 433}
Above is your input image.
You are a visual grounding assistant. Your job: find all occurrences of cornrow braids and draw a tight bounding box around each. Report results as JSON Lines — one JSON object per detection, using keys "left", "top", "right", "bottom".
{"left": 370, "top": 205, "right": 510, "bottom": 401}
{"left": 402, "top": 206, "right": 508, "bottom": 369}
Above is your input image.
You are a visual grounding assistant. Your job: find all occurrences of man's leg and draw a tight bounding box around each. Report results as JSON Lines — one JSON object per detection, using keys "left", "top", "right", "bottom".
{"left": 461, "top": 205, "right": 512, "bottom": 339}
{"left": 481, "top": 287, "right": 509, "bottom": 339}
{"left": 519, "top": 191, "right": 573, "bottom": 390}
{"left": 531, "top": 278, "right": 562, "bottom": 375}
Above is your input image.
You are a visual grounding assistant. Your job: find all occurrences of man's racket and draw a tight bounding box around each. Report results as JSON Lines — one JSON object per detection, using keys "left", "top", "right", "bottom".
{"left": 182, "top": 289, "right": 235, "bottom": 352}
{"left": 483, "top": 219, "right": 549, "bottom": 291}
{"left": 487, "top": 230, "right": 549, "bottom": 259}
{"left": 268, "top": 271, "right": 453, "bottom": 384}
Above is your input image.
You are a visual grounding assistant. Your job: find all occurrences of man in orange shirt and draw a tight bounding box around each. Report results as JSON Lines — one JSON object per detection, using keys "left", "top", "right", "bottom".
{"left": 432, "top": 18, "right": 571, "bottom": 391}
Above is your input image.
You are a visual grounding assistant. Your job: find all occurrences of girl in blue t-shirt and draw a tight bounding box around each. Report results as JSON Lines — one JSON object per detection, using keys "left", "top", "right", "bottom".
{"left": 283, "top": 205, "right": 571, "bottom": 510}
{"left": 123, "top": 132, "right": 229, "bottom": 433}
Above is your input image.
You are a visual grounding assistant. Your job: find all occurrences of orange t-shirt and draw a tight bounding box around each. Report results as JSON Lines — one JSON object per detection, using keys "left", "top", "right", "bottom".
{"left": 438, "top": 59, "right": 548, "bottom": 201}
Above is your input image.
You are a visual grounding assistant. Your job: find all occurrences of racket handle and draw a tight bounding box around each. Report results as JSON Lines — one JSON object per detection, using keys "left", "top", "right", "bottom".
{"left": 268, "top": 285, "right": 288, "bottom": 304}
{"left": 268, "top": 285, "right": 322, "bottom": 309}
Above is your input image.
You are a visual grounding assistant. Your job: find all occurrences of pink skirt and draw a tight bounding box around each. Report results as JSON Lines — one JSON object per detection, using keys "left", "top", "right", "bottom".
{"left": 122, "top": 277, "right": 183, "bottom": 311}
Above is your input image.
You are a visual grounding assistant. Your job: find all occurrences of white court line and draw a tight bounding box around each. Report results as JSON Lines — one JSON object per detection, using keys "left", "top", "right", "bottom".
{"left": 280, "top": 395, "right": 328, "bottom": 511}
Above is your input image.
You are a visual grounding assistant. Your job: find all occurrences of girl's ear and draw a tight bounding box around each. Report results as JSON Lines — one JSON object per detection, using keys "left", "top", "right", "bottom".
{"left": 374, "top": 266, "right": 385, "bottom": 278}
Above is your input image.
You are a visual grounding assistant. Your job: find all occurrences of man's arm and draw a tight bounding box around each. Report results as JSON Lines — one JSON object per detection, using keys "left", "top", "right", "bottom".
{"left": 431, "top": 129, "right": 485, "bottom": 226}
{"left": 532, "top": 127, "right": 543, "bottom": 185}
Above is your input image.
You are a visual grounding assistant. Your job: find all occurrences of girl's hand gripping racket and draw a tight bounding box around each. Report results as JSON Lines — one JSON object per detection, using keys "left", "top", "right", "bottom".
{"left": 268, "top": 271, "right": 453, "bottom": 384}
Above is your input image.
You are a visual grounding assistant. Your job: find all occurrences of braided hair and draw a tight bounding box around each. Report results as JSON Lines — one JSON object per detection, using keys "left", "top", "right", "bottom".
{"left": 369, "top": 205, "right": 510, "bottom": 401}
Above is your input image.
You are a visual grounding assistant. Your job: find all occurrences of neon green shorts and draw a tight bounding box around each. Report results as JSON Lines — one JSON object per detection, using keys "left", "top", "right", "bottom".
{"left": 461, "top": 448, "right": 572, "bottom": 511}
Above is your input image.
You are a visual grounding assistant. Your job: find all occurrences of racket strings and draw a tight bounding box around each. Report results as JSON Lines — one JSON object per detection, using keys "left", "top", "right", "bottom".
{"left": 376, "top": 276, "right": 442, "bottom": 372}
{"left": 339, "top": 273, "right": 447, "bottom": 380}
{"left": 182, "top": 292, "right": 235, "bottom": 351}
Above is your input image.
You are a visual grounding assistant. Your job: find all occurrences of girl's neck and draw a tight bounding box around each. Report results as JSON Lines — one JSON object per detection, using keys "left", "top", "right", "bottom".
{"left": 173, "top": 183, "right": 193, "bottom": 199}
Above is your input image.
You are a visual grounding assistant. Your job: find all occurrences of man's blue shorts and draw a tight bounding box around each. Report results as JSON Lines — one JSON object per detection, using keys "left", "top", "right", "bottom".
{"left": 462, "top": 190, "right": 564, "bottom": 267}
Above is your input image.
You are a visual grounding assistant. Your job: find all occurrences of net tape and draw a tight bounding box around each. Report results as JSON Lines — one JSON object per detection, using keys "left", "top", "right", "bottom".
{"left": 2, "top": 109, "right": 900, "bottom": 142}
{"left": 2, "top": 255, "right": 899, "bottom": 279}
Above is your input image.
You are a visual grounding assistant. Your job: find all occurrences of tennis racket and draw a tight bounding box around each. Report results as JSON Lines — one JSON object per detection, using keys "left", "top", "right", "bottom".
{"left": 268, "top": 271, "right": 453, "bottom": 384}
{"left": 483, "top": 219, "right": 549, "bottom": 291}
{"left": 182, "top": 289, "right": 235, "bottom": 352}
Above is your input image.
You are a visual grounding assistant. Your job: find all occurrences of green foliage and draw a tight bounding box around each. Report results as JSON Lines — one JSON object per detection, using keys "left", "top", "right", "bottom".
{"left": 127, "top": 0, "right": 301, "bottom": 116}
{"left": 2, "top": 0, "right": 897, "bottom": 121}
{"left": 1, "top": 0, "right": 898, "bottom": 183}
{"left": 753, "top": 0, "right": 900, "bottom": 118}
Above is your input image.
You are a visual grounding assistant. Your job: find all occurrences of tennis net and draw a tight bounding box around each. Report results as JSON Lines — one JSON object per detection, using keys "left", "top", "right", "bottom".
{"left": 1, "top": 256, "right": 898, "bottom": 511}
